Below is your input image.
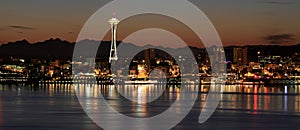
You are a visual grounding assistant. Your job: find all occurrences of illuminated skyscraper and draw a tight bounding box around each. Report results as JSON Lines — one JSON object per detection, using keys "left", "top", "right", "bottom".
{"left": 108, "top": 16, "right": 119, "bottom": 63}
{"left": 145, "top": 48, "right": 155, "bottom": 68}
{"left": 212, "top": 46, "right": 226, "bottom": 73}
{"left": 233, "top": 47, "right": 248, "bottom": 65}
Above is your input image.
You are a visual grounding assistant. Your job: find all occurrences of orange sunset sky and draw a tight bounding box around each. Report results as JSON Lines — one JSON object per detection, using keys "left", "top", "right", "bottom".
{"left": 0, "top": 0, "right": 299, "bottom": 48}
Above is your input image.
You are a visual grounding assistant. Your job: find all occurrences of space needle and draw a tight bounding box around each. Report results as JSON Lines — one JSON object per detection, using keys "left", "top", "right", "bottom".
{"left": 108, "top": 14, "right": 119, "bottom": 63}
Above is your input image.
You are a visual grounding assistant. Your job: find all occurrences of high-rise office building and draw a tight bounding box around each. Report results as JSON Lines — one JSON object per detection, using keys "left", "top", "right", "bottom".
{"left": 145, "top": 48, "right": 155, "bottom": 70}
{"left": 233, "top": 47, "right": 248, "bottom": 65}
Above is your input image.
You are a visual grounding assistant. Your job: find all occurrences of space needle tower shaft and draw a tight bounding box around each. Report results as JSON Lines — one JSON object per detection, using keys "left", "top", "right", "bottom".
{"left": 108, "top": 15, "right": 119, "bottom": 63}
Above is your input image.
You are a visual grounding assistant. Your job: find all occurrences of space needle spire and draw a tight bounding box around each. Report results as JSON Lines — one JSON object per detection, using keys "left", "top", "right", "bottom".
{"left": 108, "top": 13, "right": 119, "bottom": 63}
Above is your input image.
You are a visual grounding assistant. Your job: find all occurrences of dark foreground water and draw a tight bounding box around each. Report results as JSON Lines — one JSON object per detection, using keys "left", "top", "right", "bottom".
{"left": 1, "top": 84, "right": 300, "bottom": 130}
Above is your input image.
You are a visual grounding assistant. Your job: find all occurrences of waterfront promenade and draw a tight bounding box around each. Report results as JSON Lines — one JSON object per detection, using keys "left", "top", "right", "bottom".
{"left": 1, "top": 76, "right": 300, "bottom": 87}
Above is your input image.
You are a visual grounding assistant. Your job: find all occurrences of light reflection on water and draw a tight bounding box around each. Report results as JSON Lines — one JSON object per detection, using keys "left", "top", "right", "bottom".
{"left": 75, "top": 84, "right": 185, "bottom": 118}
{"left": 202, "top": 84, "right": 300, "bottom": 94}
{"left": 1, "top": 84, "right": 300, "bottom": 129}
{"left": 1, "top": 84, "right": 300, "bottom": 113}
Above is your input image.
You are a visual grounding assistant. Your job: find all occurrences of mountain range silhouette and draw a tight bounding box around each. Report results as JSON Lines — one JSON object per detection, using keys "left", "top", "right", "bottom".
{"left": 0, "top": 38, "right": 300, "bottom": 62}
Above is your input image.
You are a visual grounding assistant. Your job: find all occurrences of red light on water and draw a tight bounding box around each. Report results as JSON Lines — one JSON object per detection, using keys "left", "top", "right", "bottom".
{"left": 254, "top": 75, "right": 258, "bottom": 79}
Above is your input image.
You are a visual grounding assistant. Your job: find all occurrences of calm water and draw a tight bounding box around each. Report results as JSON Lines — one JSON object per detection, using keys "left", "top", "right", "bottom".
{"left": 1, "top": 84, "right": 300, "bottom": 130}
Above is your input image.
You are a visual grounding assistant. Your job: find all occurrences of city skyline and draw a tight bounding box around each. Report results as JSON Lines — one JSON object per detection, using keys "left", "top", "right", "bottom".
{"left": 1, "top": 1, "right": 300, "bottom": 129}
{"left": 0, "top": 0, "right": 299, "bottom": 47}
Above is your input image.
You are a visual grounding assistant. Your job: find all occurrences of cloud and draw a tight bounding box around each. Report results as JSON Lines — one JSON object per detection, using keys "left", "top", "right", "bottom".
{"left": 9, "top": 25, "right": 35, "bottom": 30}
{"left": 262, "top": 1, "right": 294, "bottom": 5}
{"left": 264, "top": 34, "right": 295, "bottom": 44}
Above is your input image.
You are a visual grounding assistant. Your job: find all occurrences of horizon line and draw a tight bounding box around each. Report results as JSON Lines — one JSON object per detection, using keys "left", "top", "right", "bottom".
{"left": 1, "top": 38, "right": 300, "bottom": 49}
